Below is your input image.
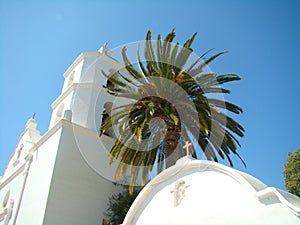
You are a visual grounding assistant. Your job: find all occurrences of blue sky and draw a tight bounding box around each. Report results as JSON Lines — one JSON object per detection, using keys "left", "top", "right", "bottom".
{"left": 0, "top": 0, "right": 299, "bottom": 191}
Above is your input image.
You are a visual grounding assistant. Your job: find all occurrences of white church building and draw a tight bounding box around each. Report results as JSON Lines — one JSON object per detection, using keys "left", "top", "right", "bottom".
{"left": 0, "top": 47, "right": 299, "bottom": 225}
{"left": 0, "top": 46, "right": 123, "bottom": 225}
{"left": 124, "top": 157, "right": 300, "bottom": 225}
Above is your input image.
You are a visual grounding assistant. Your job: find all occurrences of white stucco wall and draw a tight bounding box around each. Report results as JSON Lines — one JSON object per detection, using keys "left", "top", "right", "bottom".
{"left": 42, "top": 121, "right": 119, "bottom": 225}
{"left": 124, "top": 158, "right": 300, "bottom": 225}
{"left": 1, "top": 119, "right": 41, "bottom": 182}
{"left": 0, "top": 170, "right": 26, "bottom": 225}
{"left": 49, "top": 52, "right": 121, "bottom": 132}
{"left": 62, "top": 60, "right": 84, "bottom": 93}
{"left": 1, "top": 49, "right": 124, "bottom": 225}
{"left": 1, "top": 119, "right": 119, "bottom": 225}
{"left": 14, "top": 128, "right": 62, "bottom": 225}
{"left": 0, "top": 123, "right": 61, "bottom": 225}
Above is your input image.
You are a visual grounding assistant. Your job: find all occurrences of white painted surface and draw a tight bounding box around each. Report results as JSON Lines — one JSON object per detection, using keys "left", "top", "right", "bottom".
{"left": 15, "top": 128, "right": 62, "bottom": 225}
{"left": 1, "top": 47, "right": 300, "bottom": 225}
{"left": 49, "top": 51, "right": 122, "bottom": 131}
{"left": 0, "top": 49, "right": 122, "bottom": 225}
{"left": 42, "top": 123, "right": 118, "bottom": 225}
{"left": 1, "top": 119, "right": 41, "bottom": 181}
{"left": 124, "top": 158, "right": 300, "bottom": 225}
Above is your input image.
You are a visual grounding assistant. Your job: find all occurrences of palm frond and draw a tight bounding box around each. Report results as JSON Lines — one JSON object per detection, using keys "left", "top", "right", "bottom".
{"left": 189, "top": 51, "right": 228, "bottom": 77}
{"left": 101, "top": 29, "right": 245, "bottom": 194}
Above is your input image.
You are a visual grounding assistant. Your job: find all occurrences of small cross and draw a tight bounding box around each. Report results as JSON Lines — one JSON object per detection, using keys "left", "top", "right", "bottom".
{"left": 183, "top": 141, "right": 193, "bottom": 156}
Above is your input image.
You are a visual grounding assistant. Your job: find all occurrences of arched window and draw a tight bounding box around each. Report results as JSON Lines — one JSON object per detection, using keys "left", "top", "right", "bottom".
{"left": 55, "top": 103, "right": 64, "bottom": 124}
{"left": 100, "top": 102, "right": 115, "bottom": 138}
{"left": 105, "top": 69, "right": 118, "bottom": 89}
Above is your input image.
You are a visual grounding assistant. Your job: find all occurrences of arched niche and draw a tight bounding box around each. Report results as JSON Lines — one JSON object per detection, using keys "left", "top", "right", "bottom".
{"left": 100, "top": 102, "right": 115, "bottom": 138}
{"left": 55, "top": 103, "right": 65, "bottom": 124}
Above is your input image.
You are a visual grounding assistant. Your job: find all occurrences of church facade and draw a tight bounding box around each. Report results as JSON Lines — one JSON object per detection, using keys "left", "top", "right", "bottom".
{"left": 1, "top": 46, "right": 299, "bottom": 225}
{"left": 0, "top": 47, "right": 121, "bottom": 225}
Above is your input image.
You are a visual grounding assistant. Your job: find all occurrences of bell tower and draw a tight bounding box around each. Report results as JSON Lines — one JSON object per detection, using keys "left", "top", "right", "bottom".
{"left": 49, "top": 45, "right": 121, "bottom": 133}
{"left": 0, "top": 45, "right": 124, "bottom": 225}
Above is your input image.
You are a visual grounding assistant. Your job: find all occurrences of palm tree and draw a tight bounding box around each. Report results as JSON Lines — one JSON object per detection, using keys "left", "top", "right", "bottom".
{"left": 100, "top": 30, "right": 245, "bottom": 194}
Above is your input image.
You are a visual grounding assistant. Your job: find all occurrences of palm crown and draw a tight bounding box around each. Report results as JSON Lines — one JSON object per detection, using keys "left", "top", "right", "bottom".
{"left": 100, "top": 30, "right": 245, "bottom": 194}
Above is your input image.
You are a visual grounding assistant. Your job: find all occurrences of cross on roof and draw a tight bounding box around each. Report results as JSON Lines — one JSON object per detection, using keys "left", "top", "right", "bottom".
{"left": 32, "top": 112, "right": 36, "bottom": 119}
{"left": 183, "top": 141, "right": 193, "bottom": 156}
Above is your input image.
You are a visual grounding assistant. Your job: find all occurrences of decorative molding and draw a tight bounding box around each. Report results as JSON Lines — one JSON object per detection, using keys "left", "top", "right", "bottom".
{"left": 12, "top": 160, "right": 19, "bottom": 167}
{"left": 123, "top": 159, "right": 300, "bottom": 224}
{"left": 63, "top": 50, "right": 122, "bottom": 79}
{"left": 2, "top": 190, "right": 10, "bottom": 208}
{"left": 3, "top": 134, "right": 28, "bottom": 174}
{"left": 0, "top": 195, "right": 14, "bottom": 224}
{"left": 27, "top": 118, "right": 112, "bottom": 157}
{"left": 51, "top": 82, "right": 105, "bottom": 109}
{"left": 63, "top": 52, "right": 102, "bottom": 78}
{"left": 1, "top": 118, "right": 113, "bottom": 189}
{"left": 23, "top": 154, "right": 33, "bottom": 175}
{"left": 170, "top": 179, "right": 190, "bottom": 207}
{"left": 257, "top": 187, "right": 300, "bottom": 218}
{"left": 0, "top": 164, "right": 25, "bottom": 190}
{"left": 13, "top": 144, "right": 24, "bottom": 167}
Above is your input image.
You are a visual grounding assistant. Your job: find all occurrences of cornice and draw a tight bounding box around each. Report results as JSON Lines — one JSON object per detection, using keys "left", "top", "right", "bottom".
{"left": 63, "top": 52, "right": 101, "bottom": 78}
{"left": 51, "top": 82, "right": 104, "bottom": 109}
{"left": 63, "top": 51, "right": 123, "bottom": 79}
{"left": 0, "top": 164, "right": 26, "bottom": 190}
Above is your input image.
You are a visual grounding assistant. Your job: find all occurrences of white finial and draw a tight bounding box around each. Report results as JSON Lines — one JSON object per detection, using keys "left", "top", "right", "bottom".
{"left": 98, "top": 42, "right": 112, "bottom": 56}
{"left": 25, "top": 115, "right": 37, "bottom": 130}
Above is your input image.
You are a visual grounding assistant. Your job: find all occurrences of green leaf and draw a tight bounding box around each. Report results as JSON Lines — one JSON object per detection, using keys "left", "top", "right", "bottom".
{"left": 189, "top": 51, "right": 228, "bottom": 77}
{"left": 170, "top": 113, "right": 179, "bottom": 125}
{"left": 122, "top": 47, "right": 144, "bottom": 80}
{"left": 103, "top": 29, "right": 245, "bottom": 195}
{"left": 186, "top": 48, "right": 215, "bottom": 73}
{"left": 102, "top": 69, "right": 127, "bottom": 87}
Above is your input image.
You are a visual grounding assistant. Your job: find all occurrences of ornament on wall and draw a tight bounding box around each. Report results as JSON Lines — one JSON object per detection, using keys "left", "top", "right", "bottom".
{"left": 0, "top": 190, "right": 14, "bottom": 224}
{"left": 13, "top": 144, "right": 24, "bottom": 166}
{"left": 171, "top": 180, "right": 190, "bottom": 207}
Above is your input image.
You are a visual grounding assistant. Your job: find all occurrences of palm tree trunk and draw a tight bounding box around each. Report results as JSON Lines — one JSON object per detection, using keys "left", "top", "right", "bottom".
{"left": 164, "top": 136, "right": 181, "bottom": 168}
{"left": 159, "top": 113, "right": 181, "bottom": 168}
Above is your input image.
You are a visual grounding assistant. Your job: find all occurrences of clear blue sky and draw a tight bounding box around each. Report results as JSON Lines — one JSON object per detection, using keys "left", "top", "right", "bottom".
{"left": 0, "top": 0, "right": 299, "bottom": 191}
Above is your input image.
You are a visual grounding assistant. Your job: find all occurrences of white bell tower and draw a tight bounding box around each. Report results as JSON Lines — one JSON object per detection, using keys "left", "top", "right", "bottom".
{"left": 49, "top": 46, "right": 122, "bottom": 133}
{"left": 0, "top": 45, "right": 125, "bottom": 225}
